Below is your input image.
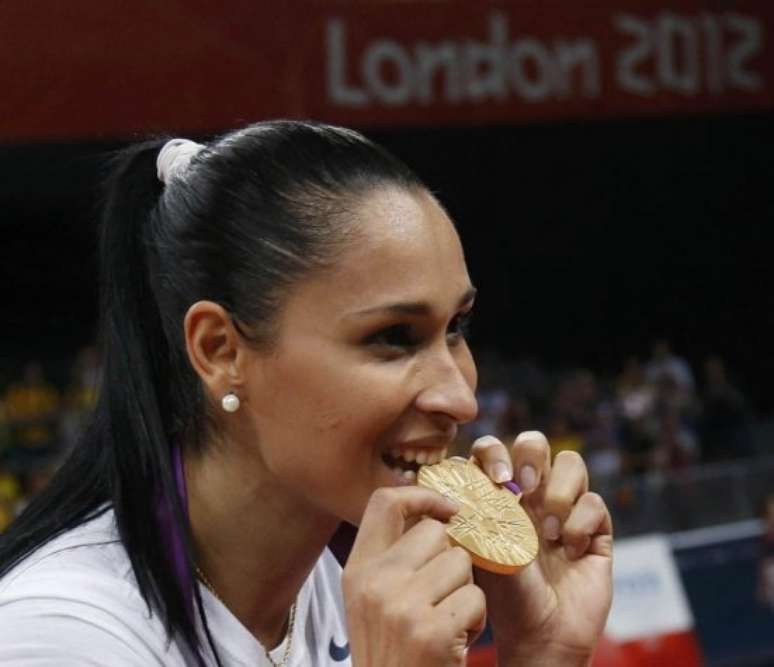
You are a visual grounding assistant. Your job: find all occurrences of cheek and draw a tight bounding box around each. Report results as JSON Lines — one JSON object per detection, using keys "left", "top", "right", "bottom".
{"left": 308, "top": 367, "right": 410, "bottom": 445}
{"left": 260, "top": 350, "right": 410, "bottom": 454}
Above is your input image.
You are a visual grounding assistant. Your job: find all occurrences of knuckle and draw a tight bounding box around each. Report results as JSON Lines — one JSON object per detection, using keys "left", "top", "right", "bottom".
{"left": 385, "top": 598, "right": 417, "bottom": 635}
{"left": 421, "top": 517, "right": 451, "bottom": 544}
{"left": 357, "top": 576, "right": 388, "bottom": 610}
{"left": 545, "top": 486, "right": 576, "bottom": 510}
{"left": 467, "top": 583, "right": 486, "bottom": 609}
{"left": 343, "top": 570, "right": 391, "bottom": 620}
{"left": 421, "top": 516, "right": 445, "bottom": 532}
{"left": 450, "top": 545, "right": 472, "bottom": 569}
{"left": 561, "top": 521, "right": 585, "bottom": 541}
{"left": 369, "top": 487, "right": 396, "bottom": 509}
{"left": 584, "top": 491, "right": 607, "bottom": 511}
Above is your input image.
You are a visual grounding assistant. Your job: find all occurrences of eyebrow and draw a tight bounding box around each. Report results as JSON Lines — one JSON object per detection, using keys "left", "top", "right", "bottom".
{"left": 353, "top": 286, "right": 477, "bottom": 318}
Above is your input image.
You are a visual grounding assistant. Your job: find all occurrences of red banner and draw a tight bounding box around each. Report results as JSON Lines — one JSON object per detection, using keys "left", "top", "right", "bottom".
{"left": 2, "top": 1, "right": 773, "bottom": 142}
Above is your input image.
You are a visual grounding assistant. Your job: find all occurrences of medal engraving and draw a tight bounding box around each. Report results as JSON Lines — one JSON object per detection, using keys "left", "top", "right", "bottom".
{"left": 418, "top": 457, "right": 539, "bottom": 575}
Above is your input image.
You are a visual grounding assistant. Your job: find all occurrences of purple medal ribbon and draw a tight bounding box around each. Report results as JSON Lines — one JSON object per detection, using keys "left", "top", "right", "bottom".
{"left": 155, "top": 444, "right": 194, "bottom": 613}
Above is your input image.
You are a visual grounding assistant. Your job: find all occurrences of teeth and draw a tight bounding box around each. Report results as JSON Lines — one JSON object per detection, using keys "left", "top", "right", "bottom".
{"left": 402, "top": 469, "right": 417, "bottom": 481}
{"left": 429, "top": 449, "right": 447, "bottom": 464}
{"left": 386, "top": 447, "right": 449, "bottom": 467}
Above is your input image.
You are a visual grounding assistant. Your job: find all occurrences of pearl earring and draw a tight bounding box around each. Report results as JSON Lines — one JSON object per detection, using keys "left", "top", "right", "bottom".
{"left": 221, "top": 392, "right": 240, "bottom": 413}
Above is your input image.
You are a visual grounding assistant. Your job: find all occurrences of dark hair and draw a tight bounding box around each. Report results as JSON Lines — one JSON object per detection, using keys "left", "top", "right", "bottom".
{"left": 0, "top": 120, "right": 424, "bottom": 663}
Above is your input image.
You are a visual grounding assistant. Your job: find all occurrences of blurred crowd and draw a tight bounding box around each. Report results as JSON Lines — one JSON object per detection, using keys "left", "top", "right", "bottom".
{"left": 0, "top": 347, "right": 100, "bottom": 531}
{"left": 463, "top": 340, "right": 756, "bottom": 482}
{"left": 0, "top": 340, "right": 759, "bottom": 532}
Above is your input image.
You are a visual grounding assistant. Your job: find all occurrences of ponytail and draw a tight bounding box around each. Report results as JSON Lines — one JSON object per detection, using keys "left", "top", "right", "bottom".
{"left": 99, "top": 140, "right": 207, "bottom": 655}
{"left": 0, "top": 139, "right": 214, "bottom": 664}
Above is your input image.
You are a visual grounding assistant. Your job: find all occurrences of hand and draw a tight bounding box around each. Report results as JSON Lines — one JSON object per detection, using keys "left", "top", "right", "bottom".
{"left": 470, "top": 432, "right": 613, "bottom": 666}
{"left": 342, "top": 487, "right": 487, "bottom": 666}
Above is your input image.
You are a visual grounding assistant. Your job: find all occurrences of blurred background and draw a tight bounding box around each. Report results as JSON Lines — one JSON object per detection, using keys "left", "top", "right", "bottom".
{"left": 1, "top": 2, "right": 772, "bottom": 665}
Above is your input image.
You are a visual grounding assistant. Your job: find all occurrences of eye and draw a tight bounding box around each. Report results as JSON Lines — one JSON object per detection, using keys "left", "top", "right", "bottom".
{"left": 364, "top": 324, "right": 421, "bottom": 351}
{"left": 447, "top": 310, "right": 473, "bottom": 345}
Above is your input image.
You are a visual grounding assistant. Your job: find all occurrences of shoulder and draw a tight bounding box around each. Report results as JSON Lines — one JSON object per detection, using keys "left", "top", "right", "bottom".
{"left": 0, "top": 509, "right": 185, "bottom": 665}
{"left": 0, "top": 508, "right": 132, "bottom": 600}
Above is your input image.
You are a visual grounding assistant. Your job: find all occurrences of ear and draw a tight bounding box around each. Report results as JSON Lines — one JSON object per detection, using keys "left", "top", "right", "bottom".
{"left": 184, "top": 301, "right": 247, "bottom": 404}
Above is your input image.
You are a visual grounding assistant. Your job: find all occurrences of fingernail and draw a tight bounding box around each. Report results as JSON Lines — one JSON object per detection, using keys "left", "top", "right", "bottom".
{"left": 520, "top": 465, "right": 537, "bottom": 492}
{"left": 565, "top": 545, "right": 577, "bottom": 560}
{"left": 543, "top": 515, "right": 560, "bottom": 541}
{"left": 492, "top": 462, "right": 511, "bottom": 483}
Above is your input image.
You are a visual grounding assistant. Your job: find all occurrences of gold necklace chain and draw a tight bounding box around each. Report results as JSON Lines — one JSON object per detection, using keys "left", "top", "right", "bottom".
{"left": 195, "top": 565, "right": 297, "bottom": 667}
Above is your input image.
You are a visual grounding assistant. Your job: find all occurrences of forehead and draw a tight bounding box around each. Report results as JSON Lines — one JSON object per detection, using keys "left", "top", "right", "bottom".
{"left": 287, "top": 187, "right": 472, "bottom": 319}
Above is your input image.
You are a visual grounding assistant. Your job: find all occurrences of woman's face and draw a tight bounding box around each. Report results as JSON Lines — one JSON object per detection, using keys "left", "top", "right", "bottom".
{"left": 241, "top": 187, "right": 478, "bottom": 526}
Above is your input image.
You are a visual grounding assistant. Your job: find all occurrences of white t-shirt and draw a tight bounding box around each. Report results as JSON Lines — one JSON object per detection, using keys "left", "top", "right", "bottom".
{"left": 0, "top": 509, "right": 352, "bottom": 666}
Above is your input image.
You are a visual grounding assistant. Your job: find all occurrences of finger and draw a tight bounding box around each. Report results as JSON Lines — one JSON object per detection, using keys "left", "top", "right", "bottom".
{"left": 470, "top": 435, "right": 513, "bottom": 484}
{"left": 386, "top": 517, "right": 454, "bottom": 572}
{"left": 562, "top": 492, "right": 613, "bottom": 560}
{"left": 411, "top": 546, "right": 473, "bottom": 606}
{"left": 434, "top": 583, "right": 487, "bottom": 640}
{"left": 541, "top": 450, "right": 589, "bottom": 542}
{"left": 510, "top": 431, "right": 551, "bottom": 495}
{"left": 350, "top": 487, "right": 459, "bottom": 565}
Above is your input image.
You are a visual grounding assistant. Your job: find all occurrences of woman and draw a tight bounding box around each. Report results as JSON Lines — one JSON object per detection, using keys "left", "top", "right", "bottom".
{"left": 0, "top": 121, "right": 612, "bottom": 666}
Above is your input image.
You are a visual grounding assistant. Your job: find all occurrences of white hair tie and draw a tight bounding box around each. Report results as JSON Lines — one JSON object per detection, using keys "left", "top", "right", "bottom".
{"left": 157, "top": 138, "right": 205, "bottom": 185}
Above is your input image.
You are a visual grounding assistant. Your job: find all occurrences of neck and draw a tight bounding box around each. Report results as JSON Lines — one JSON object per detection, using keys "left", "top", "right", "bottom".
{"left": 184, "top": 442, "right": 340, "bottom": 649}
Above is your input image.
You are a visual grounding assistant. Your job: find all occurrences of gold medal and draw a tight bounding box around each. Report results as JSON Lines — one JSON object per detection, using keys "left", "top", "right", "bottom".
{"left": 418, "top": 457, "right": 538, "bottom": 575}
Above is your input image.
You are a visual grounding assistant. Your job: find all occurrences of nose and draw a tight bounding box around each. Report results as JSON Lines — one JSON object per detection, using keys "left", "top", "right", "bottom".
{"left": 415, "top": 348, "right": 478, "bottom": 425}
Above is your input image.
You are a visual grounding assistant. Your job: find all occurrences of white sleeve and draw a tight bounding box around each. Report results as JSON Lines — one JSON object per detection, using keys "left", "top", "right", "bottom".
{"left": 0, "top": 568, "right": 178, "bottom": 666}
{"left": 0, "top": 599, "right": 161, "bottom": 665}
